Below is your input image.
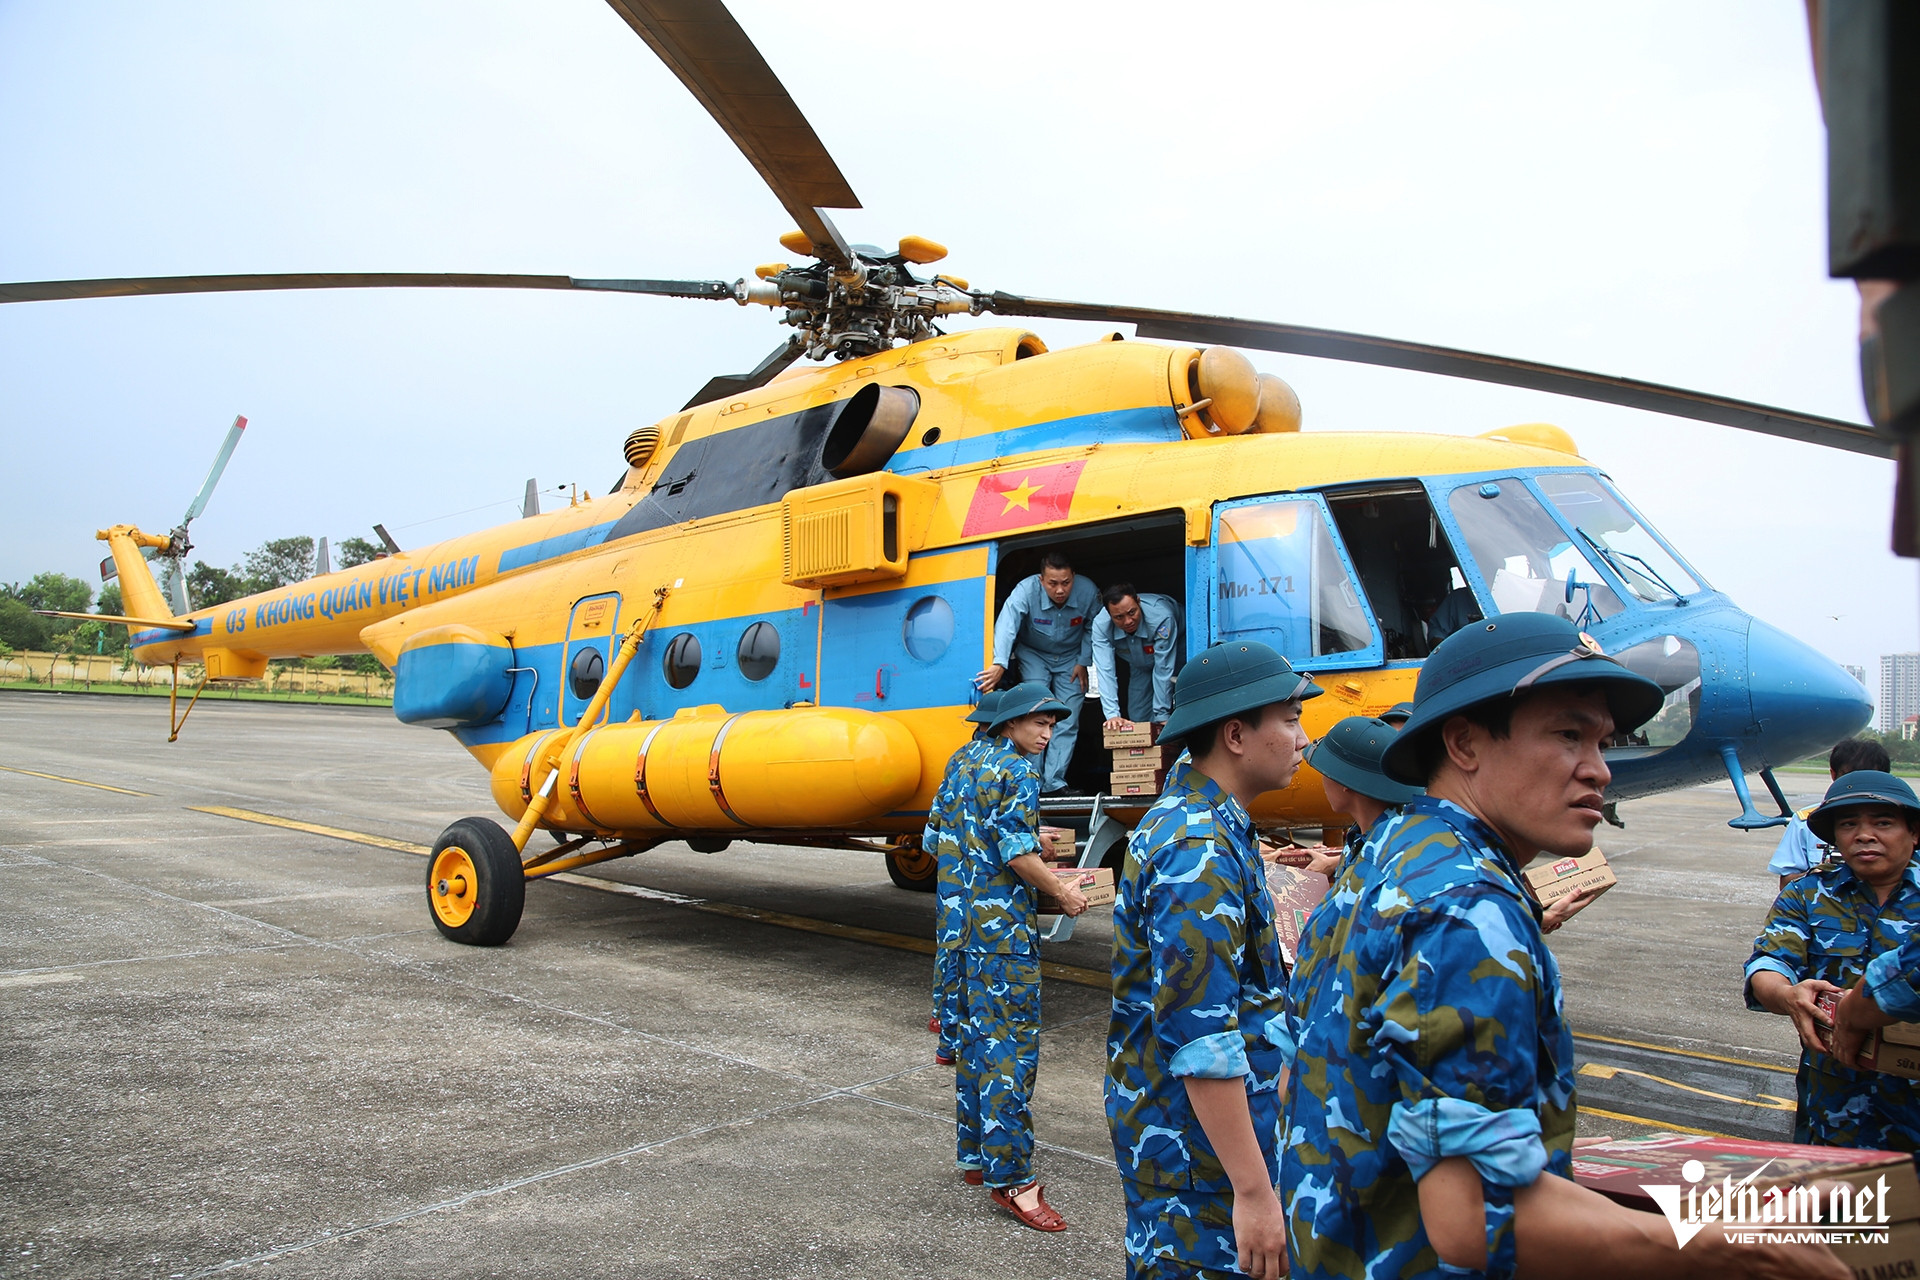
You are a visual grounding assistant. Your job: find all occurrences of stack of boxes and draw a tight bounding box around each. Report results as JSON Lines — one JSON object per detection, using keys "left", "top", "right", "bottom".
{"left": 1104, "top": 723, "right": 1170, "bottom": 799}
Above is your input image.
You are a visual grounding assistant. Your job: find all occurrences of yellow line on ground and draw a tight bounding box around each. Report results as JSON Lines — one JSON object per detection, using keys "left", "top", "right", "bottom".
{"left": 190, "top": 806, "right": 430, "bottom": 855}
{"left": 189, "top": 806, "right": 1113, "bottom": 988}
{"left": 0, "top": 764, "right": 152, "bottom": 797}
{"left": 1573, "top": 1030, "right": 1797, "bottom": 1076}
{"left": 1578, "top": 1063, "right": 1795, "bottom": 1112}
{"left": 1576, "top": 1105, "right": 1739, "bottom": 1140}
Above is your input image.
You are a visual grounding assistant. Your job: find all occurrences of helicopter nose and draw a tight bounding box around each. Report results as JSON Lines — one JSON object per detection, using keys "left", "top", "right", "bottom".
{"left": 1744, "top": 618, "right": 1873, "bottom": 763}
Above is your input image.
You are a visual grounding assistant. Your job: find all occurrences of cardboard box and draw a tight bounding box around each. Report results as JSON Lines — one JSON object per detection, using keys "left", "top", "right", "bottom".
{"left": 1109, "top": 766, "right": 1166, "bottom": 789}
{"left": 1102, "top": 723, "right": 1157, "bottom": 749}
{"left": 1051, "top": 865, "right": 1115, "bottom": 907}
{"left": 1265, "top": 862, "right": 1331, "bottom": 968}
{"left": 1038, "top": 826, "right": 1077, "bottom": 863}
{"left": 1572, "top": 1132, "right": 1920, "bottom": 1223}
{"left": 1879, "top": 1018, "right": 1920, "bottom": 1049}
{"left": 1522, "top": 847, "right": 1616, "bottom": 909}
{"left": 1112, "top": 744, "right": 1171, "bottom": 765}
{"left": 1108, "top": 779, "right": 1160, "bottom": 798}
{"left": 1815, "top": 990, "right": 1920, "bottom": 1077}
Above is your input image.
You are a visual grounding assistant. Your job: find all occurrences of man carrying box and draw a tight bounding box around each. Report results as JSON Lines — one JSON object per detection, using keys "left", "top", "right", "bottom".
{"left": 952, "top": 681, "right": 1088, "bottom": 1229}
{"left": 1092, "top": 582, "right": 1181, "bottom": 736}
{"left": 1750, "top": 770, "right": 1920, "bottom": 1150}
{"left": 1108, "top": 640, "right": 1318, "bottom": 1279}
{"left": 1284, "top": 613, "right": 1843, "bottom": 1279}
{"left": 927, "top": 690, "right": 1005, "bottom": 1066}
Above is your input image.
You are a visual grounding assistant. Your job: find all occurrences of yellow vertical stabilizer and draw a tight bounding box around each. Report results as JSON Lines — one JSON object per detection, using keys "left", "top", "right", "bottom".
{"left": 96, "top": 524, "right": 177, "bottom": 622}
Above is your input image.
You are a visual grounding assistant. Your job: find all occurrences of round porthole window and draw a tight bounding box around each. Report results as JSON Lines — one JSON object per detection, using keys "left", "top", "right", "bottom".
{"left": 903, "top": 596, "right": 955, "bottom": 663}
{"left": 737, "top": 621, "right": 780, "bottom": 682}
{"left": 663, "top": 632, "right": 702, "bottom": 689}
{"left": 569, "top": 646, "right": 605, "bottom": 700}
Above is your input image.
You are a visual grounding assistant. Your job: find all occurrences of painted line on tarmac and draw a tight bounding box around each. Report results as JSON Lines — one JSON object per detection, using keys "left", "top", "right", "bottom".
{"left": 191, "top": 805, "right": 432, "bottom": 855}
{"left": 0, "top": 970, "right": 85, "bottom": 989}
{"left": 1572, "top": 1030, "right": 1795, "bottom": 1076}
{"left": 1576, "top": 1105, "right": 1739, "bottom": 1140}
{"left": 1578, "top": 1062, "right": 1795, "bottom": 1112}
{"left": 0, "top": 763, "right": 153, "bottom": 796}
{"left": 192, "top": 805, "right": 1113, "bottom": 989}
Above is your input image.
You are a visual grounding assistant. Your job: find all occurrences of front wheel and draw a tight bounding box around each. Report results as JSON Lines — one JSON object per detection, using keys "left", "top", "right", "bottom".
{"left": 885, "top": 839, "right": 937, "bottom": 893}
{"left": 427, "top": 816, "right": 526, "bottom": 946}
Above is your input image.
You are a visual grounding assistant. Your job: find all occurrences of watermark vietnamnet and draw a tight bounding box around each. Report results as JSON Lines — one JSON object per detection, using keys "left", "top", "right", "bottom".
{"left": 1643, "top": 1157, "right": 1893, "bottom": 1248}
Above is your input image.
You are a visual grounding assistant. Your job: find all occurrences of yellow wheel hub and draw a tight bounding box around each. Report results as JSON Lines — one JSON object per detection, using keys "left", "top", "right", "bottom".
{"left": 891, "top": 842, "right": 935, "bottom": 880}
{"left": 430, "top": 846, "right": 479, "bottom": 927}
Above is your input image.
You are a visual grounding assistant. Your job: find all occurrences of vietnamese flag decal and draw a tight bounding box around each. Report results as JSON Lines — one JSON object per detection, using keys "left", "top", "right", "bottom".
{"left": 961, "top": 461, "right": 1087, "bottom": 537}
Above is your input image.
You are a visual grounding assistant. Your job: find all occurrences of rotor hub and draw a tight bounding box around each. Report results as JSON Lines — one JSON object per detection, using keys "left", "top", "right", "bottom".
{"left": 732, "top": 241, "right": 978, "bottom": 361}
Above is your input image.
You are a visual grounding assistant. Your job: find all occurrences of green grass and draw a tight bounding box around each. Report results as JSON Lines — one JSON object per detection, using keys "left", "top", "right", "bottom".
{"left": 1774, "top": 759, "right": 1920, "bottom": 779}
{"left": 0, "top": 680, "right": 392, "bottom": 707}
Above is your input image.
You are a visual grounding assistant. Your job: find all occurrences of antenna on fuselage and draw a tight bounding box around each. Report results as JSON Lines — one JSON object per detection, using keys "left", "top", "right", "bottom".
{"left": 523, "top": 479, "right": 539, "bottom": 519}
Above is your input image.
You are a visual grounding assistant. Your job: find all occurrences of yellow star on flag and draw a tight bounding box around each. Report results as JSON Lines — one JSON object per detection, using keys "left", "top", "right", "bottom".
{"left": 1000, "top": 475, "right": 1042, "bottom": 513}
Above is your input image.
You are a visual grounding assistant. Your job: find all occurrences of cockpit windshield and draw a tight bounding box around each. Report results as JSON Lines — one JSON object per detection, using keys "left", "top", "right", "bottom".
{"left": 1532, "top": 472, "right": 1703, "bottom": 602}
{"left": 1446, "top": 480, "right": 1625, "bottom": 625}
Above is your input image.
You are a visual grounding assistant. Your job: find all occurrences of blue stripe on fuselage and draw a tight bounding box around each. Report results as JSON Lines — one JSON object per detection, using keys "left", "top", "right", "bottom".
{"left": 887, "top": 404, "right": 1181, "bottom": 473}
{"left": 131, "top": 617, "right": 212, "bottom": 647}
{"left": 497, "top": 519, "right": 626, "bottom": 574}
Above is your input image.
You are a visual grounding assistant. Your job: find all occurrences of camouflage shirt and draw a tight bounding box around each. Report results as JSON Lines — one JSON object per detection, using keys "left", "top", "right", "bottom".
{"left": 1282, "top": 796, "right": 1575, "bottom": 1280}
{"left": 951, "top": 736, "right": 1043, "bottom": 955}
{"left": 1107, "top": 760, "right": 1288, "bottom": 1192}
{"left": 928, "top": 734, "right": 995, "bottom": 956}
{"left": 1745, "top": 860, "right": 1920, "bottom": 1147}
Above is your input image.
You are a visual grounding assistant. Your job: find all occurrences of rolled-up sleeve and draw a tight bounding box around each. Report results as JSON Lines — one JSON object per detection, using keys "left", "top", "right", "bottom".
{"left": 1744, "top": 885, "right": 1814, "bottom": 1010}
{"left": 1865, "top": 936, "right": 1920, "bottom": 1021}
{"left": 1150, "top": 835, "right": 1250, "bottom": 1079}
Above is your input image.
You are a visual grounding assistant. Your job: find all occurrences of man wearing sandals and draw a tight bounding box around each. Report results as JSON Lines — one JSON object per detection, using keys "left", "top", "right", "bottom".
{"left": 951, "top": 681, "right": 1089, "bottom": 1229}
{"left": 1107, "top": 640, "right": 1319, "bottom": 1279}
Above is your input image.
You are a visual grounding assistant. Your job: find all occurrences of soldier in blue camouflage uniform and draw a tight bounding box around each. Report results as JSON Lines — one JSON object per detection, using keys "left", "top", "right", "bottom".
{"left": 1284, "top": 614, "right": 1672, "bottom": 1280}
{"left": 1747, "top": 769, "right": 1920, "bottom": 1149}
{"left": 1108, "top": 640, "right": 1320, "bottom": 1279}
{"left": 951, "top": 681, "right": 1088, "bottom": 1225}
{"left": 928, "top": 690, "right": 1005, "bottom": 1067}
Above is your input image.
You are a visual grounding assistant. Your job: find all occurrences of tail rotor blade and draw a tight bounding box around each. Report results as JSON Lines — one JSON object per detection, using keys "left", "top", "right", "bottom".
{"left": 169, "top": 567, "right": 191, "bottom": 616}
{"left": 184, "top": 415, "right": 248, "bottom": 523}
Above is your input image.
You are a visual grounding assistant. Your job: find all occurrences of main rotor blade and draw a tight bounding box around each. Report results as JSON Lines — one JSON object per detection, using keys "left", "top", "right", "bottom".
{"left": 0, "top": 273, "right": 735, "bottom": 305}
{"left": 602, "top": 0, "right": 859, "bottom": 265}
{"left": 682, "top": 336, "right": 805, "bottom": 409}
{"left": 984, "top": 294, "right": 1889, "bottom": 458}
{"left": 183, "top": 414, "right": 247, "bottom": 524}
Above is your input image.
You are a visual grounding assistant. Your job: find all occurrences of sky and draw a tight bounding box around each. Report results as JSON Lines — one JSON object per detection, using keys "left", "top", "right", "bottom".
{"left": 1, "top": 1, "right": 1913, "bottom": 704}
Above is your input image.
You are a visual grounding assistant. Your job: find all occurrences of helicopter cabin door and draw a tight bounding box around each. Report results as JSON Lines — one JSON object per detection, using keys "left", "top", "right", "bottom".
{"left": 1209, "top": 495, "right": 1382, "bottom": 669}
{"left": 561, "top": 592, "right": 621, "bottom": 725}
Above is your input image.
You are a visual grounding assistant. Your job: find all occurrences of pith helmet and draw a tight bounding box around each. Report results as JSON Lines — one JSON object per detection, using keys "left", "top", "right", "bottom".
{"left": 1158, "top": 640, "right": 1322, "bottom": 748}
{"left": 966, "top": 688, "right": 1007, "bottom": 725}
{"left": 1807, "top": 770, "right": 1920, "bottom": 843}
{"left": 1305, "top": 715, "right": 1421, "bottom": 806}
{"left": 1380, "top": 612, "right": 1664, "bottom": 786}
{"left": 990, "top": 680, "right": 1072, "bottom": 731}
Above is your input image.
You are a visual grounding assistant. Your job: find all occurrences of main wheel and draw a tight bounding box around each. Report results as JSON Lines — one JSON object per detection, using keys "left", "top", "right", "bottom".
{"left": 885, "top": 839, "right": 937, "bottom": 893}
{"left": 426, "top": 816, "right": 525, "bottom": 946}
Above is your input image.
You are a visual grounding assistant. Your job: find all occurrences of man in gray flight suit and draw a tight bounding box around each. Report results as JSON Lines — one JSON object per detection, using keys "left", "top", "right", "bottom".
{"left": 1092, "top": 582, "right": 1181, "bottom": 733}
{"left": 977, "top": 550, "right": 1099, "bottom": 795}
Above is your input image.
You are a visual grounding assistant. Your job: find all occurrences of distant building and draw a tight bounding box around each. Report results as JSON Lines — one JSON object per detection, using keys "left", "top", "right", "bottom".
{"left": 1845, "top": 664, "right": 1866, "bottom": 686}
{"left": 1882, "top": 653, "right": 1920, "bottom": 734}
{"left": 1906, "top": 716, "right": 1920, "bottom": 743}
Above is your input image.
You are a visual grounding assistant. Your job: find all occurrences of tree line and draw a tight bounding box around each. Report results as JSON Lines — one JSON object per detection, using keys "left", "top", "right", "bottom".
{"left": 1, "top": 535, "right": 384, "bottom": 665}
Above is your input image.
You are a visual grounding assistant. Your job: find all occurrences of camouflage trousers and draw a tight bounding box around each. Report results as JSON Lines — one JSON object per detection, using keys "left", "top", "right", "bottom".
{"left": 1123, "top": 1181, "right": 1250, "bottom": 1279}
{"left": 955, "top": 950, "right": 1040, "bottom": 1186}
{"left": 932, "top": 945, "right": 960, "bottom": 1058}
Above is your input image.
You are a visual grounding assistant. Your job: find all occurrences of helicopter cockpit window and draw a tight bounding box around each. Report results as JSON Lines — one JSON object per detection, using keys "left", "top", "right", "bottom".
{"left": 663, "top": 632, "right": 702, "bottom": 689}
{"left": 1447, "top": 480, "right": 1624, "bottom": 625}
{"left": 1214, "top": 499, "right": 1373, "bottom": 660}
{"left": 736, "top": 621, "right": 780, "bottom": 682}
{"left": 1533, "top": 473, "right": 1703, "bottom": 603}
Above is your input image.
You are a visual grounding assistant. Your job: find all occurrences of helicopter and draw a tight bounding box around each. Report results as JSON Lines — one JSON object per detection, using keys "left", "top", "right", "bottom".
{"left": 4, "top": 0, "right": 1880, "bottom": 947}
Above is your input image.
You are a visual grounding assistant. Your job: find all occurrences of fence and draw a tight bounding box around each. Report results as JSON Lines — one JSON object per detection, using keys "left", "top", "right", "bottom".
{"left": 0, "top": 651, "right": 395, "bottom": 700}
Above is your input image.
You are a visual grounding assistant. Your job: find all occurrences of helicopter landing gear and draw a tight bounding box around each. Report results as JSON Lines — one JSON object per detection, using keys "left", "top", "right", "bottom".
{"left": 885, "top": 838, "right": 937, "bottom": 893}
{"left": 427, "top": 817, "right": 525, "bottom": 946}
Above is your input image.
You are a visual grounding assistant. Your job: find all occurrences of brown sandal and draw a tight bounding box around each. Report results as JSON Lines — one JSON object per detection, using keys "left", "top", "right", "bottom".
{"left": 991, "top": 1182, "right": 1067, "bottom": 1232}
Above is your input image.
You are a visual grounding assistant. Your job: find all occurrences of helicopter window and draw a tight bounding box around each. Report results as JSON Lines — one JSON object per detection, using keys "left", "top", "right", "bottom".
{"left": 903, "top": 596, "right": 955, "bottom": 663}
{"left": 1214, "top": 501, "right": 1373, "bottom": 659}
{"left": 737, "top": 621, "right": 780, "bottom": 681}
{"left": 568, "top": 646, "right": 605, "bottom": 700}
{"left": 1533, "top": 473, "right": 1703, "bottom": 602}
{"left": 663, "top": 632, "right": 703, "bottom": 689}
{"left": 1447, "top": 480, "right": 1624, "bottom": 624}
{"left": 1322, "top": 486, "right": 1469, "bottom": 659}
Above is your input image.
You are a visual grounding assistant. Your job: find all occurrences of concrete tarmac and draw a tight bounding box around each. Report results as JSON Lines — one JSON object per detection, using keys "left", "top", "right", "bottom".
{"left": 0, "top": 693, "right": 1821, "bottom": 1277}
